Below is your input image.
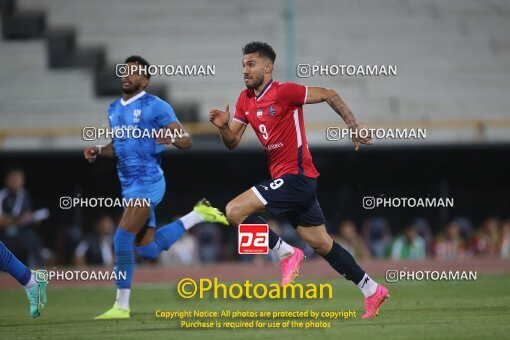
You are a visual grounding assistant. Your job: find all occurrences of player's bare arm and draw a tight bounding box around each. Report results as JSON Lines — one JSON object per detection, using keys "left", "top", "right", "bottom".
{"left": 306, "top": 87, "right": 374, "bottom": 151}
{"left": 83, "top": 142, "right": 115, "bottom": 162}
{"left": 209, "top": 104, "right": 247, "bottom": 150}
{"left": 156, "top": 121, "right": 192, "bottom": 150}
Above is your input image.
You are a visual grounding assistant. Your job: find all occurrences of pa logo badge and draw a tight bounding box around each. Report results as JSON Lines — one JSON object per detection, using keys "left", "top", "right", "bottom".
{"left": 268, "top": 105, "right": 276, "bottom": 116}
{"left": 238, "top": 224, "right": 269, "bottom": 254}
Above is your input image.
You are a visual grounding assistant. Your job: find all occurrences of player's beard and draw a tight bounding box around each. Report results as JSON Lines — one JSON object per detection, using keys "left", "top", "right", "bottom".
{"left": 245, "top": 74, "right": 264, "bottom": 90}
{"left": 122, "top": 83, "right": 141, "bottom": 94}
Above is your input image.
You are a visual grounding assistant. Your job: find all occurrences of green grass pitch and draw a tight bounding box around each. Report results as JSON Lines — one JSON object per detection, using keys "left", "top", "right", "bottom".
{"left": 1, "top": 274, "right": 509, "bottom": 339}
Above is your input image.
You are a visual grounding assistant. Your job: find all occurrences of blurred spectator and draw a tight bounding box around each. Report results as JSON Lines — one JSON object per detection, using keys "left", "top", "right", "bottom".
{"left": 59, "top": 223, "right": 83, "bottom": 265}
{"left": 433, "top": 221, "right": 467, "bottom": 259}
{"left": 194, "top": 221, "right": 222, "bottom": 263}
{"left": 159, "top": 233, "right": 199, "bottom": 265}
{"left": 412, "top": 218, "right": 434, "bottom": 256}
{"left": 335, "top": 220, "right": 371, "bottom": 260}
{"left": 390, "top": 224, "right": 426, "bottom": 260}
{"left": 455, "top": 217, "right": 474, "bottom": 242}
{"left": 471, "top": 217, "right": 501, "bottom": 257}
{"left": 74, "top": 215, "right": 115, "bottom": 266}
{"left": 0, "top": 167, "right": 47, "bottom": 266}
{"left": 362, "top": 217, "right": 392, "bottom": 258}
{"left": 500, "top": 220, "right": 510, "bottom": 259}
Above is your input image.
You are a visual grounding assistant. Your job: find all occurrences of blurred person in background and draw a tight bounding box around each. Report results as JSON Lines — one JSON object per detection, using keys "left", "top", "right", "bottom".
{"left": 362, "top": 217, "right": 392, "bottom": 258}
{"left": 455, "top": 217, "right": 474, "bottom": 243}
{"left": 471, "top": 217, "right": 501, "bottom": 257}
{"left": 500, "top": 219, "right": 510, "bottom": 259}
{"left": 390, "top": 224, "right": 426, "bottom": 260}
{"left": 158, "top": 233, "right": 199, "bottom": 265}
{"left": 335, "top": 220, "right": 371, "bottom": 260}
{"left": 433, "top": 220, "right": 467, "bottom": 259}
{"left": 0, "top": 166, "right": 48, "bottom": 267}
{"left": 74, "top": 215, "right": 115, "bottom": 266}
{"left": 412, "top": 218, "right": 434, "bottom": 256}
{"left": 194, "top": 221, "right": 222, "bottom": 263}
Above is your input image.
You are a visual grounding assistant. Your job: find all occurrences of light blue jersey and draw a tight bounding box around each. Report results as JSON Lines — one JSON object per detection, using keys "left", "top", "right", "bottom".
{"left": 108, "top": 91, "right": 177, "bottom": 187}
{"left": 107, "top": 91, "right": 177, "bottom": 226}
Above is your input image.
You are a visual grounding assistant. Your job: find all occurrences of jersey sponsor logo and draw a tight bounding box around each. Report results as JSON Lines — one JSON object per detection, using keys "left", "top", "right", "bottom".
{"left": 133, "top": 109, "right": 142, "bottom": 123}
{"left": 238, "top": 224, "right": 269, "bottom": 254}
{"left": 268, "top": 105, "right": 277, "bottom": 116}
{"left": 256, "top": 108, "right": 263, "bottom": 117}
{"left": 266, "top": 142, "right": 284, "bottom": 151}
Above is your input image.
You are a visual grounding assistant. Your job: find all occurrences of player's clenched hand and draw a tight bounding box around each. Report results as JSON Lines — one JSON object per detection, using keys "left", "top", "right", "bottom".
{"left": 156, "top": 128, "right": 174, "bottom": 145}
{"left": 156, "top": 137, "right": 172, "bottom": 145}
{"left": 209, "top": 104, "right": 230, "bottom": 128}
{"left": 350, "top": 123, "right": 374, "bottom": 151}
{"left": 83, "top": 146, "right": 99, "bottom": 163}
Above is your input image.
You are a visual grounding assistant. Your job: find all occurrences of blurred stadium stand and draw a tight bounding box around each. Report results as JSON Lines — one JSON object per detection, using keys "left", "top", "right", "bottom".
{"left": 0, "top": 0, "right": 509, "bottom": 149}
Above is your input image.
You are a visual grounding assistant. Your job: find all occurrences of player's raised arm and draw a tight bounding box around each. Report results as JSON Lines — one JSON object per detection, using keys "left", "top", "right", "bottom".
{"left": 83, "top": 142, "right": 114, "bottom": 163}
{"left": 306, "top": 87, "right": 374, "bottom": 151}
{"left": 156, "top": 121, "right": 192, "bottom": 150}
{"left": 209, "top": 104, "right": 247, "bottom": 150}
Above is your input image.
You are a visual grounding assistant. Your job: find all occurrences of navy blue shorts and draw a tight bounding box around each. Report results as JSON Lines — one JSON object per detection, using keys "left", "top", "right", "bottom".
{"left": 251, "top": 174, "right": 326, "bottom": 227}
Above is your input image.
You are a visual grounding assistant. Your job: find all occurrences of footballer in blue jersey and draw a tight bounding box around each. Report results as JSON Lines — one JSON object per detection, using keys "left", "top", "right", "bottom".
{"left": 106, "top": 89, "right": 179, "bottom": 227}
{"left": 83, "top": 56, "right": 228, "bottom": 319}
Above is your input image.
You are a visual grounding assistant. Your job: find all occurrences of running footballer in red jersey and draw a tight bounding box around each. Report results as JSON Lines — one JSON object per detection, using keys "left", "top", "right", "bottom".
{"left": 210, "top": 42, "right": 389, "bottom": 318}
{"left": 232, "top": 79, "right": 319, "bottom": 179}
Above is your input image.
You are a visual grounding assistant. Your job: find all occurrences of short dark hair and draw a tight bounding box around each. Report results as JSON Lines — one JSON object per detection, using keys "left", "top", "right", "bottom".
{"left": 3, "top": 164, "right": 24, "bottom": 179}
{"left": 125, "top": 55, "right": 151, "bottom": 79}
{"left": 242, "top": 42, "right": 276, "bottom": 63}
{"left": 6, "top": 164, "right": 24, "bottom": 174}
